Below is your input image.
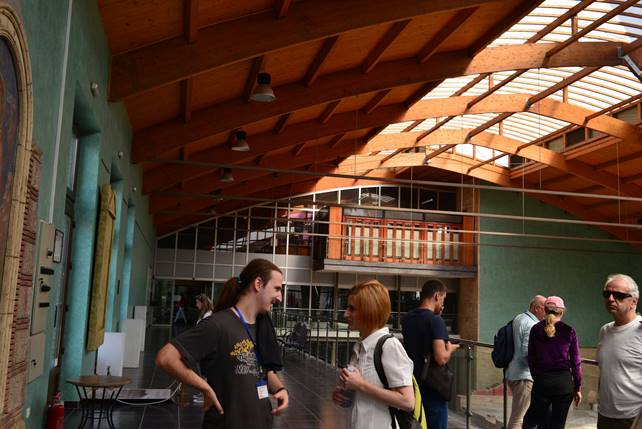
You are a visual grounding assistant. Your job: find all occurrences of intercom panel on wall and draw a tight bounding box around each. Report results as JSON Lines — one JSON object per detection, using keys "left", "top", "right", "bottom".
{"left": 30, "top": 221, "right": 55, "bottom": 335}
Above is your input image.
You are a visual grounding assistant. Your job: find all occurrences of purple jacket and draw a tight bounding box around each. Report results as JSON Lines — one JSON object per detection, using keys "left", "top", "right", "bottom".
{"left": 527, "top": 320, "right": 582, "bottom": 392}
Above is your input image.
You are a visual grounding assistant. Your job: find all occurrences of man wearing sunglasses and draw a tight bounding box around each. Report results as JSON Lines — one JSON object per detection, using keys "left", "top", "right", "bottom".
{"left": 596, "top": 274, "right": 642, "bottom": 429}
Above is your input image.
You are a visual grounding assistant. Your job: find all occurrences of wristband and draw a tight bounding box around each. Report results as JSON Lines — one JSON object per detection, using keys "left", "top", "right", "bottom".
{"left": 273, "top": 386, "right": 288, "bottom": 395}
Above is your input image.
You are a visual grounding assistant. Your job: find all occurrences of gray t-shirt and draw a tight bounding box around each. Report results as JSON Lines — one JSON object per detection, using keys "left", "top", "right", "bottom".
{"left": 597, "top": 315, "right": 642, "bottom": 419}
{"left": 172, "top": 309, "right": 273, "bottom": 429}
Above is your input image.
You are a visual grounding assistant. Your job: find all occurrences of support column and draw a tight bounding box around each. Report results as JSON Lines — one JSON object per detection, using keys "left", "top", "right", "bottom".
{"left": 60, "top": 133, "right": 101, "bottom": 400}
{"left": 119, "top": 203, "right": 136, "bottom": 326}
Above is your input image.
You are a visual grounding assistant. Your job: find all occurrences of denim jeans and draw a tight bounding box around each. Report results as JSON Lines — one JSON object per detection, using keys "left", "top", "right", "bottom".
{"left": 424, "top": 394, "right": 448, "bottom": 429}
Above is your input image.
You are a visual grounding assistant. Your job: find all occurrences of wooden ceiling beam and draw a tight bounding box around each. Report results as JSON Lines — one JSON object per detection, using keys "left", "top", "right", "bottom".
{"left": 111, "top": 0, "right": 496, "bottom": 99}
{"left": 319, "top": 100, "right": 341, "bottom": 124}
{"left": 181, "top": 79, "right": 193, "bottom": 122}
{"left": 155, "top": 171, "right": 397, "bottom": 232}
{"left": 533, "top": 193, "right": 642, "bottom": 249}
{"left": 545, "top": 0, "right": 639, "bottom": 58}
{"left": 133, "top": 41, "right": 623, "bottom": 161}
{"left": 274, "top": 0, "right": 292, "bottom": 18}
{"left": 468, "top": 0, "right": 542, "bottom": 56}
{"left": 419, "top": 0, "right": 600, "bottom": 135}
{"left": 362, "top": 20, "right": 411, "bottom": 74}
{"left": 184, "top": 0, "right": 199, "bottom": 43}
{"left": 274, "top": 113, "right": 291, "bottom": 135}
{"left": 143, "top": 94, "right": 640, "bottom": 193}
{"left": 149, "top": 143, "right": 371, "bottom": 214}
{"left": 304, "top": 36, "right": 339, "bottom": 86}
{"left": 243, "top": 56, "right": 264, "bottom": 102}
{"left": 417, "top": 7, "right": 478, "bottom": 63}
{"left": 362, "top": 89, "right": 392, "bottom": 115}
{"left": 403, "top": 81, "right": 441, "bottom": 109}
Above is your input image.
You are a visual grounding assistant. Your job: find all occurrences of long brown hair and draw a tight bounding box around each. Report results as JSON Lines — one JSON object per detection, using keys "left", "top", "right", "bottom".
{"left": 214, "top": 258, "right": 282, "bottom": 312}
{"left": 196, "top": 294, "right": 213, "bottom": 318}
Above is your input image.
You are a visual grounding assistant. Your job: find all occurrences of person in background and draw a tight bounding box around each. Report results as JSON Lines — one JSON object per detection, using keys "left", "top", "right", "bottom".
{"left": 332, "top": 280, "right": 415, "bottom": 429}
{"left": 505, "top": 295, "right": 546, "bottom": 429}
{"left": 596, "top": 274, "right": 642, "bottom": 429}
{"left": 156, "top": 259, "right": 289, "bottom": 429}
{"left": 523, "top": 296, "right": 582, "bottom": 429}
{"left": 196, "top": 294, "right": 214, "bottom": 324}
{"left": 402, "top": 279, "right": 459, "bottom": 429}
{"left": 173, "top": 293, "right": 187, "bottom": 324}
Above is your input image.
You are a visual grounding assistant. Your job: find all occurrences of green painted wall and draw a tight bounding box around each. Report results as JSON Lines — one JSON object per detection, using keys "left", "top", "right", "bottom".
{"left": 16, "top": 0, "right": 156, "bottom": 427}
{"left": 479, "top": 189, "right": 642, "bottom": 347}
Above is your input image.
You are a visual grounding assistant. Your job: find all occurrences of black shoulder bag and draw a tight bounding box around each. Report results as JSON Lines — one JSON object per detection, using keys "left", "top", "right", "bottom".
{"left": 420, "top": 347, "right": 454, "bottom": 402}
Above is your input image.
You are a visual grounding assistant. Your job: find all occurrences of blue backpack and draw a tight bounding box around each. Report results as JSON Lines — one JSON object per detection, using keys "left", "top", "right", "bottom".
{"left": 491, "top": 319, "right": 514, "bottom": 369}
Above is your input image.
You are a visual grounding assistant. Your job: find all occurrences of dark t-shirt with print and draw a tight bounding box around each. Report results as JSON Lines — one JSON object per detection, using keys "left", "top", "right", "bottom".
{"left": 171, "top": 309, "right": 273, "bottom": 429}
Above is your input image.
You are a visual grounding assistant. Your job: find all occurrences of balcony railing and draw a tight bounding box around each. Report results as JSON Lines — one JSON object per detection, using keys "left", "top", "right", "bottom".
{"left": 272, "top": 311, "right": 599, "bottom": 429}
{"left": 342, "top": 216, "right": 464, "bottom": 265}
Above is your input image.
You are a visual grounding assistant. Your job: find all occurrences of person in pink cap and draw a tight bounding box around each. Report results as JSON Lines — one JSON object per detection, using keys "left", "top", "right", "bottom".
{"left": 522, "top": 296, "right": 582, "bottom": 429}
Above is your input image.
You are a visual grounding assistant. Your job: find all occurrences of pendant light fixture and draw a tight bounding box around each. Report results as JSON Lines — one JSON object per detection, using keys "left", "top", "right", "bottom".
{"left": 250, "top": 72, "right": 276, "bottom": 102}
{"left": 231, "top": 130, "right": 250, "bottom": 152}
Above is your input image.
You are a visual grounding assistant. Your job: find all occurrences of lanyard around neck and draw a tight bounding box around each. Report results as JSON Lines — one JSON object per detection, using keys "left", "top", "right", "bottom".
{"left": 233, "top": 306, "right": 264, "bottom": 367}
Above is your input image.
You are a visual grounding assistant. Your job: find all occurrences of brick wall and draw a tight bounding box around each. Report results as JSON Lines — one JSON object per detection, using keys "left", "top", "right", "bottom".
{"left": 0, "top": 148, "right": 40, "bottom": 429}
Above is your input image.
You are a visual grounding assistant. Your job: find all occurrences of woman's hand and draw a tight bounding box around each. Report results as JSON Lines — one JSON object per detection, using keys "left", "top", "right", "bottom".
{"left": 574, "top": 391, "right": 582, "bottom": 407}
{"left": 332, "top": 386, "right": 351, "bottom": 408}
{"left": 339, "top": 366, "right": 364, "bottom": 391}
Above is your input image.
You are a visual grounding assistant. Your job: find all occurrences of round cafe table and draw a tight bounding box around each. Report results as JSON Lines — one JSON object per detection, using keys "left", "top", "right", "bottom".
{"left": 66, "top": 375, "right": 131, "bottom": 428}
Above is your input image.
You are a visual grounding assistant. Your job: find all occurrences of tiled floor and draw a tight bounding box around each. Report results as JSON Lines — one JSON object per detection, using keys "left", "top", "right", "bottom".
{"left": 63, "top": 325, "right": 471, "bottom": 428}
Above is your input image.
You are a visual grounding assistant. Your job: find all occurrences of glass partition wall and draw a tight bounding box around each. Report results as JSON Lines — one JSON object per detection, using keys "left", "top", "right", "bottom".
{"left": 153, "top": 185, "right": 461, "bottom": 331}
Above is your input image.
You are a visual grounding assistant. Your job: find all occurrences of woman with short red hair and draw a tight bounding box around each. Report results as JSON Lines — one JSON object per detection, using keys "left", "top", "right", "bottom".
{"left": 332, "top": 280, "right": 415, "bottom": 429}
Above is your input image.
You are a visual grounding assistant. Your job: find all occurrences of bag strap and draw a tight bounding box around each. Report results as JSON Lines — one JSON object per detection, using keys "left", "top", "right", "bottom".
{"left": 374, "top": 334, "right": 397, "bottom": 429}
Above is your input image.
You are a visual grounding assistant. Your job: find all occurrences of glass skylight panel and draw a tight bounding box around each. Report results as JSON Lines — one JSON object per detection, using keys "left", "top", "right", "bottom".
{"left": 496, "top": 155, "right": 510, "bottom": 167}
{"left": 455, "top": 143, "right": 474, "bottom": 157}
{"left": 475, "top": 145, "right": 494, "bottom": 161}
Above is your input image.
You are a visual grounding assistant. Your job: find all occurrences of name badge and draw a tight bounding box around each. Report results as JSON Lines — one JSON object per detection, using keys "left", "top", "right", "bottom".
{"left": 256, "top": 380, "right": 269, "bottom": 400}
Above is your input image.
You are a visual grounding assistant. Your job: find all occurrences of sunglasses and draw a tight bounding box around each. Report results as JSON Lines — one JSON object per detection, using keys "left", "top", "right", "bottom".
{"left": 602, "top": 290, "right": 633, "bottom": 300}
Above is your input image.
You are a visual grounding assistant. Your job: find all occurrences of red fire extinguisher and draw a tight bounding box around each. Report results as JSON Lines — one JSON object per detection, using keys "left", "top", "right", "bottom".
{"left": 46, "top": 392, "right": 64, "bottom": 429}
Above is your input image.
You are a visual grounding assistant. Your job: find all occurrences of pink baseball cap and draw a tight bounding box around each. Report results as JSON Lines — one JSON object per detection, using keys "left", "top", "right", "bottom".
{"left": 545, "top": 296, "right": 565, "bottom": 309}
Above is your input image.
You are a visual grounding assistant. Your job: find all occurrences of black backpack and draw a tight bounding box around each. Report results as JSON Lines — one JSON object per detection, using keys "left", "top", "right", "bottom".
{"left": 491, "top": 319, "right": 514, "bottom": 369}
{"left": 374, "top": 334, "right": 426, "bottom": 429}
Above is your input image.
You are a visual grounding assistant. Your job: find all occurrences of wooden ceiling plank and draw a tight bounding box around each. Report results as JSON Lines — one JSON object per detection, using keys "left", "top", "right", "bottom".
{"left": 417, "top": 7, "right": 478, "bottom": 63}
{"left": 361, "top": 20, "right": 411, "bottom": 74}
{"left": 243, "top": 56, "right": 264, "bottom": 102}
{"left": 133, "top": 41, "right": 623, "bottom": 161}
{"left": 111, "top": 0, "right": 497, "bottom": 99}
{"left": 304, "top": 36, "right": 339, "bottom": 86}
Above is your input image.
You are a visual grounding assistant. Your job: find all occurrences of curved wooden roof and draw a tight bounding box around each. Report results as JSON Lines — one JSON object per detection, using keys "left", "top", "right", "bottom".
{"left": 98, "top": 0, "right": 642, "bottom": 243}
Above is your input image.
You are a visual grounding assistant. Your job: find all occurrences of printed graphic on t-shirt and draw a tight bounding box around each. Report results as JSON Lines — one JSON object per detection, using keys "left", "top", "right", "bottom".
{"left": 230, "top": 339, "right": 261, "bottom": 377}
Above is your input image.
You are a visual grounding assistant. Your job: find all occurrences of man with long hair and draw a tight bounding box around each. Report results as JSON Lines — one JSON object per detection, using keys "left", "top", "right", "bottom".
{"left": 156, "top": 259, "right": 289, "bottom": 428}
